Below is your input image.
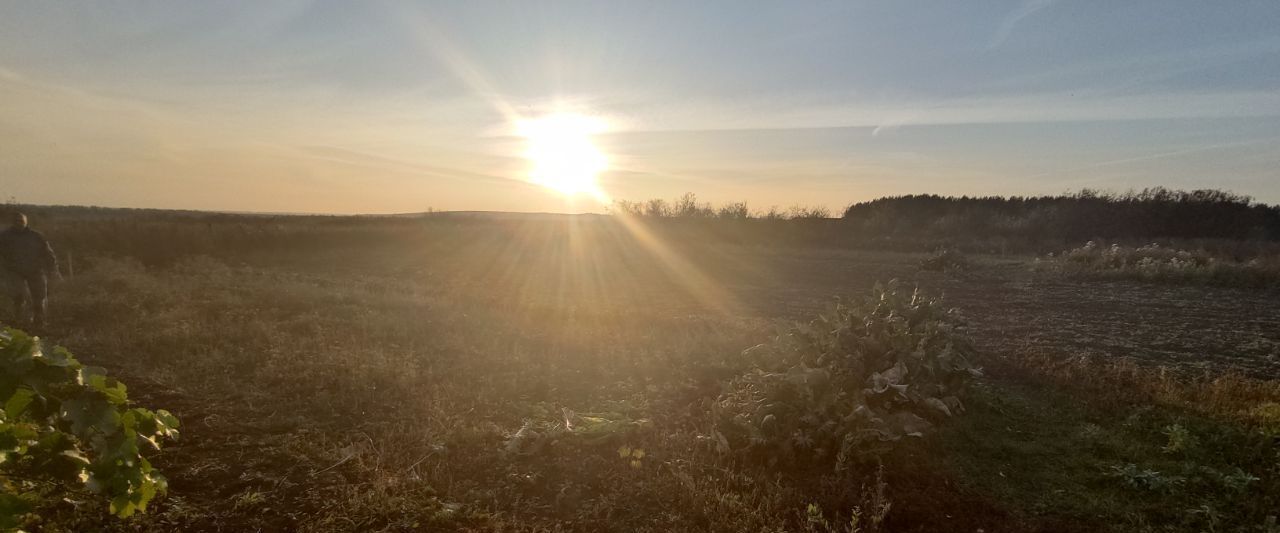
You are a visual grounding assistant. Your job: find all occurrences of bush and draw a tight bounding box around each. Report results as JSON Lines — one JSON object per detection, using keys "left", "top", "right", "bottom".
{"left": 712, "top": 281, "right": 979, "bottom": 468}
{"left": 0, "top": 327, "right": 178, "bottom": 528}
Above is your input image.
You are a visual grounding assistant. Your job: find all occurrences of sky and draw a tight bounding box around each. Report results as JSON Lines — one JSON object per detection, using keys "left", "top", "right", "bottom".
{"left": 1, "top": 1, "right": 1279, "bottom": 214}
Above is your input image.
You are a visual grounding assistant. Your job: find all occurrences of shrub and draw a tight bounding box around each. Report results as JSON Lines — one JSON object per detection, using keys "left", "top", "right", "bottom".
{"left": 787, "top": 205, "right": 832, "bottom": 219}
{"left": 712, "top": 281, "right": 979, "bottom": 468}
{"left": 717, "top": 202, "right": 751, "bottom": 220}
{"left": 0, "top": 327, "right": 178, "bottom": 528}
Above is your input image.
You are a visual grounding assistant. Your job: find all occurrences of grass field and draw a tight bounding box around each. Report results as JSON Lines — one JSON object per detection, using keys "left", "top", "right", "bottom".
{"left": 15, "top": 212, "right": 1280, "bottom": 532}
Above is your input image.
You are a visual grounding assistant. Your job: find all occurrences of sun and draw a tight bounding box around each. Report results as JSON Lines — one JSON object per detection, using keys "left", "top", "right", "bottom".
{"left": 517, "top": 113, "right": 608, "bottom": 198}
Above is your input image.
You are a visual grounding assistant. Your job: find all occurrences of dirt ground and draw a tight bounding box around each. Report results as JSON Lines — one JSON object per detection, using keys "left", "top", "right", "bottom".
{"left": 691, "top": 247, "right": 1280, "bottom": 378}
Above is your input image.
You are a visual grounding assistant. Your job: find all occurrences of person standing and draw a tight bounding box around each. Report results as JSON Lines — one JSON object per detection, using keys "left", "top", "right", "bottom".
{"left": 0, "top": 212, "right": 59, "bottom": 327}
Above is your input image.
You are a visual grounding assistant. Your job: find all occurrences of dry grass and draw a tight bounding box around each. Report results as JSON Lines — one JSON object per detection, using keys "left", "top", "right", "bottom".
{"left": 1037, "top": 241, "right": 1280, "bottom": 288}
{"left": 986, "top": 348, "right": 1280, "bottom": 433}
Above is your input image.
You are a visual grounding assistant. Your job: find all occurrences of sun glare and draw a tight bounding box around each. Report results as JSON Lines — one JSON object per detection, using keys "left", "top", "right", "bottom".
{"left": 517, "top": 113, "right": 608, "bottom": 198}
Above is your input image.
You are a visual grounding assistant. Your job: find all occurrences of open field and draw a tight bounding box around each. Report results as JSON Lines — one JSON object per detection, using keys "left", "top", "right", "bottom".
{"left": 10, "top": 2, "right": 1280, "bottom": 530}
{"left": 15, "top": 213, "right": 1280, "bottom": 531}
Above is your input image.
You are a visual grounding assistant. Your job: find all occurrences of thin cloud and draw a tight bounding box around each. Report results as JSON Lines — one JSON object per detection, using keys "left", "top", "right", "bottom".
{"left": 988, "top": 0, "right": 1054, "bottom": 49}
{"left": 1030, "top": 137, "right": 1280, "bottom": 179}
{"left": 293, "top": 145, "right": 530, "bottom": 187}
{"left": 611, "top": 90, "right": 1280, "bottom": 136}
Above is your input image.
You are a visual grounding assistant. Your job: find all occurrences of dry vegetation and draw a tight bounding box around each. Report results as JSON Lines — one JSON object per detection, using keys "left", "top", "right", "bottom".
{"left": 3, "top": 202, "right": 1279, "bottom": 532}
{"left": 1035, "top": 241, "right": 1280, "bottom": 288}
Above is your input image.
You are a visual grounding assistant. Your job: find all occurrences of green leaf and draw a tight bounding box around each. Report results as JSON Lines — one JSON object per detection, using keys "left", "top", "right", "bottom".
{"left": 1, "top": 325, "right": 178, "bottom": 522}
{"left": 84, "top": 372, "right": 128, "bottom": 405}
{"left": 154, "top": 409, "right": 180, "bottom": 438}
{"left": 41, "top": 346, "right": 80, "bottom": 368}
{"left": 61, "top": 394, "right": 121, "bottom": 437}
{"left": 4, "top": 388, "right": 35, "bottom": 420}
{"left": 110, "top": 493, "right": 137, "bottom": 518}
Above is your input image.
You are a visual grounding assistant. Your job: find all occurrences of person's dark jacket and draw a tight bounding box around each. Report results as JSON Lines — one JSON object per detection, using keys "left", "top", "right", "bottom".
{"left": 0, "top": 227, "right": 57, "bottom": 277}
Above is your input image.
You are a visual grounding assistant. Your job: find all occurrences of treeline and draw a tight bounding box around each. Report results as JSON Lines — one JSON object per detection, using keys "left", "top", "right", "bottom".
{"left": 841, "top": 188, "right": 1280, "bottom": 245}
{"left": 611, "top": 188, "right": 1280, "bottom": 252}
{"left": 611, "top": 193, "right": 831, "bottom": 220}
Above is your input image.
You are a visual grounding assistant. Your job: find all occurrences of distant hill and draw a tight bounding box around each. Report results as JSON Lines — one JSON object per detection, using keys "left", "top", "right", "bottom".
{"left": 8, "top": 204, "right": 606, "bottom": 222}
